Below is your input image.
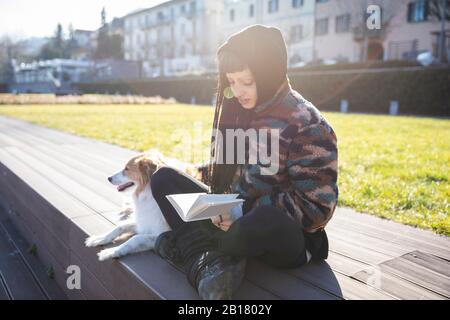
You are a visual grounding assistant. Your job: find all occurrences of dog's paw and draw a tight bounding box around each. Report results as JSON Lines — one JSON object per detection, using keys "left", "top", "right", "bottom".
{"left": 85, "top": 235, "right": 109, "bottom": 247}
{"left": 97, "top": 247, "right": 121, "bottom": 261}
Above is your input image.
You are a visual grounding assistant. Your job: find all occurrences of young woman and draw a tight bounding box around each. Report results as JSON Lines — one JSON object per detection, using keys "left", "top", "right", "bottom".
{"left": 151, "top": 25, "right": 339, "bottom": 300}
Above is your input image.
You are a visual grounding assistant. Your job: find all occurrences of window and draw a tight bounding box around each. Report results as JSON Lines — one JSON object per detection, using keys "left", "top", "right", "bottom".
{"left": 268, "top": 0, "right": 279, "bottom": 14}
{"left": 336, "top": 13, "right": 351, "bottom": 33}
{"left": 181, "top": 4, "right": 186, "bottom": 14}
{"left": 249, "top": 4, "right": 254, "bottom": 17}
{"left": 190, "top": 1, "right": 196, "bottom": 14}
{"left": 230, "top": 9, "right": 235, "bottom": 22}
{"left": 290, "top": 25, "right": 304, "bottom": 43}
{"left": 407, "top": 0, "right": 429, "bottom": 22}
{"left": 292, "top": 0, "right": 304, "bottom": 8}
{"left": 316, "top": 0, "right": 328, "bottom": 3}
{"left": 315, "top": 18, "right": 329, "bottom": 36}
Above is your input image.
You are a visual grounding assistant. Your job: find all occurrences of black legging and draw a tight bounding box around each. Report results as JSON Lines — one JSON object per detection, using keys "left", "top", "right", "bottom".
{"left": 151, "top": 166, "right": 313, "bottom": 268}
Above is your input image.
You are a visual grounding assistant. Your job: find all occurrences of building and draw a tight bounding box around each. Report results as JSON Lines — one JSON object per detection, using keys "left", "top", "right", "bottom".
{"left": 10, "top": 59, "right": 92, "bottom": 94}
{"left": 313, "top": 0, "right": 447, "bottom": 63}
{"left": 85, "top": 59, "right": 142, "bottom": 82}
{"left": 123, "top": 0, "right": 224, "bottom": 78}
{"left": 384, "top": 0, "right": 449, "bottom": 61}
{"left": 222, "top": 0, "right": 316, "bottom": 66}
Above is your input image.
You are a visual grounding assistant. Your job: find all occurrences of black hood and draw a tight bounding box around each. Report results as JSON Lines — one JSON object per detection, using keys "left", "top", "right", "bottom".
{"left": 217, "top": 24, "right": 289, "bottom": 107}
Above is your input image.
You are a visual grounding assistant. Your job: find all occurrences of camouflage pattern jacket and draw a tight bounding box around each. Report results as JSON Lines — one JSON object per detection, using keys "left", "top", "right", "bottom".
{"left": 230, "top": 79, "right": 339, "bottom": 233}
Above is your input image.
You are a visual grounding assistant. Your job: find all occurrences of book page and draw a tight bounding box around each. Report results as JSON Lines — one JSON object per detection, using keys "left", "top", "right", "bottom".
{"left": 166, "top": 193, "right": 244, "bottom": 222}
{"left": 166, "top": 193, "right": 206, "bottom": 220}
{"left": 187, "top": 198, "right": 244, "bottom": 221}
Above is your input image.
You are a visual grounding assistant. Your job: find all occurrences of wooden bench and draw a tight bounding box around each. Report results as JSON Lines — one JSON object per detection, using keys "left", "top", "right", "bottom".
{"left": 0, "top": 115, "right": 449, "bottom": 300}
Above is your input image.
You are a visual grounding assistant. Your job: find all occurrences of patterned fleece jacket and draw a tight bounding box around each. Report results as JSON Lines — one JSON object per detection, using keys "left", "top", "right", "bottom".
{"left": 199, "top": 79, "right": 339, "bottom": 233}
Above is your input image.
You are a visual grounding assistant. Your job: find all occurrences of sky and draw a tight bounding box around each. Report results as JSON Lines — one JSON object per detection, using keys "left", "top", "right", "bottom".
{"left": 0, "top": 0, "right": 166, "bottom": 40}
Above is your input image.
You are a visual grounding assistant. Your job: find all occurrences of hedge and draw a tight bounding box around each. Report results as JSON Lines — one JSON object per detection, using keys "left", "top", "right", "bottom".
{"left": 76, "top": 66, "right": 450, "bottom": 117}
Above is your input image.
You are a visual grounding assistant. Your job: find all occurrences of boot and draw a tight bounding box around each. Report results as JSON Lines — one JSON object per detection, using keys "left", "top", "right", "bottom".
{"left": 154, "top": 221, "right": 246, "bottom": 300}
{"left": 187, "top": 251, "right": 246, "bottom": 300}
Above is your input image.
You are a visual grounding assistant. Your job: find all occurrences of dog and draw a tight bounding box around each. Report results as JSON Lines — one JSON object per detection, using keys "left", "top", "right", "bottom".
{"left": 85, "top": 149, "right": 204, "bottom": 261}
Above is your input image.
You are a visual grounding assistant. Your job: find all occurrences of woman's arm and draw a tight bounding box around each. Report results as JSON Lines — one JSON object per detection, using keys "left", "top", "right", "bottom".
{"left": 254, "top": 122, "right": 339, "bottom": 232}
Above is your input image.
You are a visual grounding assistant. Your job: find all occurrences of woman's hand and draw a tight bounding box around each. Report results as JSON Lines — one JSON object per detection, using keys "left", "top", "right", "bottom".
{"left": 211, "top": 212, "right": 233, "bottom": 231}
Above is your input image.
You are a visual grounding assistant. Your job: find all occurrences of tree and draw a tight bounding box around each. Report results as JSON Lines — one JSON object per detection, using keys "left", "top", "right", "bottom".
{"left": 101, "top": 7, "right": 107, "bottom": 27}
{"left": 337, "top": 0, "right": 402, "bottom": 62}
{"left": 94, "top": 8, "right": 124, "bottom": 60}
{"left": 38, "top": 23, "right": 69, "bottom": 60}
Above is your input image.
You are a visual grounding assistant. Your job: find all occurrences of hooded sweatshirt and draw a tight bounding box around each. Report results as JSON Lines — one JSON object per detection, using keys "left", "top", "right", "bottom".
{"left": 200, "top": 25, "right": 338, "bottom": 233}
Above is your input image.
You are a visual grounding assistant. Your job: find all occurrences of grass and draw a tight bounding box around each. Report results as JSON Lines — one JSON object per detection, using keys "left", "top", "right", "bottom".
{"left": 0, "top": 103, "right": 448, "bottom": 236}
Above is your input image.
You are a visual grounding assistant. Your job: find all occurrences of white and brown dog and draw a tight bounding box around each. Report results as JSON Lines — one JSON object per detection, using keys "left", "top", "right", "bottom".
{"left": 85, "top": 149, "right": 203, "bottom": 261}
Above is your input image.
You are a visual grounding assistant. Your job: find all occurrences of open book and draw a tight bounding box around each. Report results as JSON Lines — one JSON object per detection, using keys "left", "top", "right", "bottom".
{"left": 165, "top": 193, "right": 244, "bottom": 222}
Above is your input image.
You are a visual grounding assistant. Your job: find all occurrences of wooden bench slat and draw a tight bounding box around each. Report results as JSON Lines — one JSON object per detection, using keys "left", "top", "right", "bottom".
{"left": 330, "top": 208, "right": 450, "bottom": 249}
{"left": 401, "top": 250, "right": 450, "bottom": 277}
{"left": 329, "top": 209, "right": 450, "bottom": 259}
{"left": 327, "top": 225, "right": 410, "bottom": 257}
{"left": 10, "top": 142, "right": 122, "bottom": 208}
{"left": 245, "top": 260, "right": 339, "bottom": 300}
{"left": 379, "top": 255, "right": 450, "bottom": 298}
{"left": 325, "top": 251, "right": 444, "bottom": 300}
{"left": 4, "top": 146, "right": 118, "bottom": 213}
{"left": 0, "top": 219, "right": 46, "bottom": 300}
{"left": 0, "top": 273, "right": 10, "bottom": 300}
{"left": 286, "top": 260, "right": 395, "bottom": 300}
{"left": 0, "top": 207, "right": 68, "bottom": 300}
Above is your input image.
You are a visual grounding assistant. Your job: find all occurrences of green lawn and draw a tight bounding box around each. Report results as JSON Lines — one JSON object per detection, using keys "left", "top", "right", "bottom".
{"left": 0, "top": 104, "right": 449, "bottom": 236}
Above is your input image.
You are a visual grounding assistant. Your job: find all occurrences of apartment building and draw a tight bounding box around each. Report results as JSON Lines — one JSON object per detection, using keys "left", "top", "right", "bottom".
{"left": 123, "top": 0, "right": 224, "bottom": 77}
{"left": 222, "top": 0, "right": 316, "bottom": 66}
{"left": 313, "top": 0, "right": 447, "bottom": 63}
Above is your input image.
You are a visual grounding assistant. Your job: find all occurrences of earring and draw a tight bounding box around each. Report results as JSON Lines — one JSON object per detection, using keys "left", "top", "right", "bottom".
{"left": 223, "top": 86, "right": 234, "bottom": 99}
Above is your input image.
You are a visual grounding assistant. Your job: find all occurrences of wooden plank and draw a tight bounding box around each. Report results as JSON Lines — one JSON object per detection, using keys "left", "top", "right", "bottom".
{"left": 0, "top": 191, "right": 71, "bottom": 278}
{"left": 0, "top": 195, "right": 85, "bottom": 300}
{"left": 0, "top": 116, "right": 94, "bottom": 146}
{"left": 330, "top": 208, "right": 450, "bottom": 258}
{"left": 0, "top": 210, "right": 68, "bottom": 300}
{"left": 69, "top": 214, "right": 157, "bottom": 299}
{"left": 4, "top": 125, "right": 122, "bottom": 173}
{"left": 8, "top": 117, "right": 138, "bottom": 159}
{"left": 327, "top": 225, "right": 410, "bottom": 257}
{"left": 0, "top": 220, "right": 46, "bottom": 299}
{"left": 0, "top": 149, "right": 95, "bottom": 220}
{"left": 331, "top": 207, "right": 450, "bottom": 249}
{"left": 325, "top": 251, "right": 444, "bottom": 300}
{"left": 9, "top": 142, "right": 122, "bottom": 208}
{"left": 328, "top": 234, "right": 392, "bottom": 265}
{"left": 379, "top": 255, "right": 450, "bottom": 298}
{"left": 401, "top": 251, "right": 450, "bottom": 277}
{"left": 352, "top": 266, "right": 446, "bottom": 300}
{"left": 286, "top": 260, "right": 395, "bottom": 300}
{"left": 245, "top": 260, "right": 339, "bottom": 300}
{"left": 0, "top": 272, "right": 10, "bottom": 300}
{"left": 330, "top": 217, "right": 450, "bottom": 261}
{"left": 69, "top": 250, "right": 115, "bottom": 300}
{"left": 3, "top": 146, "right": 117, "bottom": 213}
{"left": 0, "top": 161, "right": 73, "bottom": 253}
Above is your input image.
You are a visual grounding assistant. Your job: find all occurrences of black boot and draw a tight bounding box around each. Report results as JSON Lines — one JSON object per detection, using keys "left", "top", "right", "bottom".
{"left": 187, "top": 251, "right": 246, "bottom": 300}
{"left": 154, "top": 221, "right": 246, "bottom": 300}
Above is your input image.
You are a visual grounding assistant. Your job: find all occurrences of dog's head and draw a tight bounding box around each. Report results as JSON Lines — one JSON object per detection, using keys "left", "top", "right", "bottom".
{"left": 108, "top": 149, "right": 165, "bottom": 196}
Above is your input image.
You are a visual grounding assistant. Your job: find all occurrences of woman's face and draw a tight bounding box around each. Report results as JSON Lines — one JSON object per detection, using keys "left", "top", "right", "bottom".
{"left": 226, "top": 68, "right": 258, "bottom": 109}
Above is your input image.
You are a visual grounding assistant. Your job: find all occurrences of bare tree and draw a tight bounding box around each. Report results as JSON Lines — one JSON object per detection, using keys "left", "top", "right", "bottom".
{"left": 428, "top": 0, "right": 450, "bottom": 63}
{"left": 336, "top": 0, "right": 402, "bottom": 61}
